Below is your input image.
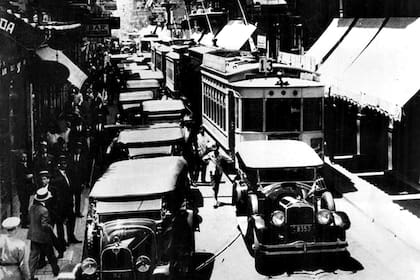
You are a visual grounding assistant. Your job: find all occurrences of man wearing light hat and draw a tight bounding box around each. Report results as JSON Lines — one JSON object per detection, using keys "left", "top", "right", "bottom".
{"left": 0, "top": 217, "right": 30, "bottom": 279}
{"left": 27, "top": 188, "right": 59, "bottom": 278}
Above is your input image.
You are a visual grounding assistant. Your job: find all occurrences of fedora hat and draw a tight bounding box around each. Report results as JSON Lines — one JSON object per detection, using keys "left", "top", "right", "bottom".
{"left": 34, "top": 187, "right": 52, "bottom": 202}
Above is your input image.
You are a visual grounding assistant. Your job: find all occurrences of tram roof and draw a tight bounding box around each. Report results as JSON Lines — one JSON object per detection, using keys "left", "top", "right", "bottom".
{"left": 230, "top": 77, "right": 323, "bottom": 89}
{"left": 237, "top": 140, "right": 323, "bottom": 169}
{"left": 90, "top": 156, "right": 187, "bottom": 199}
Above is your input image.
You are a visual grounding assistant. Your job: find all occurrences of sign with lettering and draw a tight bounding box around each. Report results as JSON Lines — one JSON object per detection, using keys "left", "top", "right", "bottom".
{"left": 257, "top": 35, "right": 266, "bottom": 49}
{"left": 86, "top": 23, "right": 110, "bottom": 37}
{"left": 0, "top": 10, "right": 45, "bottom": 51}
{"left": 0, "top": 18, "right": 15, "bottom": 34}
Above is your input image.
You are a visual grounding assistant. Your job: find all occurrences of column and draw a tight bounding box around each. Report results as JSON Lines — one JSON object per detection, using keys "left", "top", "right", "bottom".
{"left": 387, "top": 118, "right": 394, "bottom": 171}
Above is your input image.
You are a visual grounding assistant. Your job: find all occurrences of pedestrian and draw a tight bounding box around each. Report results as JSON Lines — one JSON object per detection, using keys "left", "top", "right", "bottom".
{"left": 33, "top": 141, "right": 54, "bottom": 176}
{"left": 0, "top": 217, "right": 30, "bottom": 280}
{"left": 27, "top": 188, "right": 60, "bottom": 278}
{"left": 203, "top": 144, "right": 233, "bottom": 208}
{"left": 37, "top": 171, "right": 64, "bottom": 259}
{"left": 68, "top": 142, "right": 87, "bottom": 217}
{"left": 196, "top": 126, "right": 210, "bottom": 183}
{"left": 51, "top": 156, "right": 81, "bottom": 246}
{"left": 15, "top": 152, "right": 34, "bottom": 228}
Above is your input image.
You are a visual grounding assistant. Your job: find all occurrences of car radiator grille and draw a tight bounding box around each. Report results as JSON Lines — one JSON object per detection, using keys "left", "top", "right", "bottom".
{"left": 286, "top": 205, "right": 314, "bottom": 241}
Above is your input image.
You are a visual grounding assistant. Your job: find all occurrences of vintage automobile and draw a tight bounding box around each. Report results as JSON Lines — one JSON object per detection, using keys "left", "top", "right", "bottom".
{"left": 232, "top": 140, "right": 350, "bottom": 272}
{"left": 142, "top": 99, "right": 190, "bottom": 125}
{"left": 60, "top": 156, "right": 201, "bottom": 280}
{"left": 106, "top": 123, "right": 188, "bottom": 161}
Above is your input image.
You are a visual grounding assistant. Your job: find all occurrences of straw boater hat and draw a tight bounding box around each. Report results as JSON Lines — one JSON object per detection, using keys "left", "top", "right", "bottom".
{"left": 2, "top": 217, "right": 20, "bottom": 231}
{"left": 34, "top": 187, "right": 52, "bottom": 202}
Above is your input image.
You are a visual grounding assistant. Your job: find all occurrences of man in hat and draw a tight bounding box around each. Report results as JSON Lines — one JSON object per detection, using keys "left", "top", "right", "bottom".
{"left": 33, "top": 141, "right": 54, "bottom": 176}
{"left": 27, "top": 188, "right": 59, "bottom": 278}
{"left": 52, "top": 156, "right": 81, "bottom": 246}
{"left": 0, "top": 217, "right": 30, "bottom": 280}
{"left": 38, "top": 171, "right": 64, "bottom": 260}
{"left": 68, "top": 142, "right": 87, "bottom": 217}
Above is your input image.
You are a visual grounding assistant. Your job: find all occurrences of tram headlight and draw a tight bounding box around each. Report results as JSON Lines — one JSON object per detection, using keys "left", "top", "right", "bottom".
{"left": 136, "top": 255, "right": 152, "bottom": 273}
{"left": 317, "top": 209, "right": 332, "bottom": 225}
{"left": 81, "top": 258, "right": 97, "bottom": 275}
{"left": 271, "top": 210, "right": 285, "bottom": 227}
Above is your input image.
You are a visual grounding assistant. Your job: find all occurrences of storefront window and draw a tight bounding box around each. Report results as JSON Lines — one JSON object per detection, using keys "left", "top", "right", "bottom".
{"left": 242, "top": 99, "right": 263, "bottom": 131}
{"left": 303, "top": 98, "right": 322, "bottom": 131}
{"left": 266, "top": 98, "right": 300, "bottom": 131}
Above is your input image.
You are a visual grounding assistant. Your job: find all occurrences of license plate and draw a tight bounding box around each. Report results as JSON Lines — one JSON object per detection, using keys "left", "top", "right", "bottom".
{"left": 290, "top": 224, "right": 312, "bottom": 233}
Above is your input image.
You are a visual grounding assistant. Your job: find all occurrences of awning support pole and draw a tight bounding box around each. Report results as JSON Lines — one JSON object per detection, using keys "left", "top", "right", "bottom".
{"left": 387, "top": 119, "right": 394, "bottom": 171}
{"left": 356, "top": 108, "right": 362, "bottom": 156}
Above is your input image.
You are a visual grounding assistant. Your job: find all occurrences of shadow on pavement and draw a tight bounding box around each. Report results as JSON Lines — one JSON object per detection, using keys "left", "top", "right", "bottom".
{"left": 256, "top": 251, "right": 364, "bottom": 277}
{"left": 192, "top": 252, "right": 215, "bottom": 280}
{"left": 322, "top": 164, "right": 357, "bottom": 197}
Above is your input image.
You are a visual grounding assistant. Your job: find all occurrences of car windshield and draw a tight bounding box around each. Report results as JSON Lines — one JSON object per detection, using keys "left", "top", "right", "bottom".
{"left": 257, "top": 168, "right": 316, "bottom": 183}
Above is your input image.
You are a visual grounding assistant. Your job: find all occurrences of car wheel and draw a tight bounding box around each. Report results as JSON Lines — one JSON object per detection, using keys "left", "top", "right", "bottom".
{"left": 255, "top": 250, "right": 269, "bottom": 274}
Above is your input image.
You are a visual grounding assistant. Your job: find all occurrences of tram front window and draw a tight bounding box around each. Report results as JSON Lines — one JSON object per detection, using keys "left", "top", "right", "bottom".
{"left": 266, "top": 99, "right": 300, "bottom": 131}
{"left": 303, "top": 98, "right": 322, "bottom": 131}
{"left": 242, "top": 99, "right": 263, "bottom": 131}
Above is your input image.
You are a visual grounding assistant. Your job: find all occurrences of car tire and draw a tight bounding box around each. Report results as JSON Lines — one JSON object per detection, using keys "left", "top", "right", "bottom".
{"left": 255, "top": 250, "right": 269, "bottom": 274}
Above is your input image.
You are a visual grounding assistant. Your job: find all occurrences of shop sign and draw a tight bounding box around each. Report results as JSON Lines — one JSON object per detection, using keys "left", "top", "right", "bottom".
{"left": 257, "top": 35, "right": 266, "bottom": 49}
{"left": 86, "top": 23, "right": 110, "bottom": 37}
{"left": 0, "top": 17, "right": 15, "bottom": 34}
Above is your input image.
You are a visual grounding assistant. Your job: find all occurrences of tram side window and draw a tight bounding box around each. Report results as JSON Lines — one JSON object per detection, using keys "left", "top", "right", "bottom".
{"left": 266, "top": 98, "right": 300, "bottom": 131}
{"left": 242, "top": 99, "right": 263, "bottom": 132}
{"left": 303, "top": 98, "right": 322, "bottom": 131}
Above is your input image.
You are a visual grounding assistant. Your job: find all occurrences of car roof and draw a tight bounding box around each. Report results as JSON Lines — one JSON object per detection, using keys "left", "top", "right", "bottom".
{"left": 117, "top": 126, "right": 184, "bottom": 145}
{"left": 237, "top": 140, "right": 323, "bottom": 169}
{"left": 142, "top": 99, "right": 185, "bottom": 113}
{"left": 90, "top": 156, "right": 187, "bottom": 199}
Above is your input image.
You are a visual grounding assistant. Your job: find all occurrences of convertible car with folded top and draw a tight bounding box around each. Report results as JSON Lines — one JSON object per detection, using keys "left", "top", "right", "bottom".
{"left": 58, "top": 156, "right": 202, "bottom": 280}
{"left": 232, "top": 140, "right": 350, "bottom": 272}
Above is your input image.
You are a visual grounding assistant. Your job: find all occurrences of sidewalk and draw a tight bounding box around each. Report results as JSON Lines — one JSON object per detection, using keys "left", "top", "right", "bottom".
{"left": 326, "top": 158, "right": 420, "bottom": 252}
{"left": 15, "top": 189, "right": 88, "bottom": 279}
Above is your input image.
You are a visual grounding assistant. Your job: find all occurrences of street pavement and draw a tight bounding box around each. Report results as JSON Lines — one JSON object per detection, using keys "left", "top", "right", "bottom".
{"left": 13, "top": 161, "right": 420, "bottom": 279}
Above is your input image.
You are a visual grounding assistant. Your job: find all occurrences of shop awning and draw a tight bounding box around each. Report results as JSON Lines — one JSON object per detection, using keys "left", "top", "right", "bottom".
{"left": 330, "top": 17, "right": 420, "bottom": 120}
{"left": 36, "top": 46, "right": 87, "bottom": 89}
{"left": 215, "top": 20, "right": 256, "bottom": 50}
{"left": 305, "top": 18, "right": 355, "bottom": 64}
{"left": 319, "top": 18, "right": 385, "bottom": 87}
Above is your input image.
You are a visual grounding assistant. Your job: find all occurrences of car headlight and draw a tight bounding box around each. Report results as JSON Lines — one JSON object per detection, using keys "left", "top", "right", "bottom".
{"left": 271, "top": 210, "right": 285, "bottom": 227}
{"left": 81, "top": 258, "right": 97, "bottom": 275}
{"left": 317, "top": 209, "right": 332, "bottom": 225}
{"left": 136, "top": 255, "right": 152, "bottom": 273}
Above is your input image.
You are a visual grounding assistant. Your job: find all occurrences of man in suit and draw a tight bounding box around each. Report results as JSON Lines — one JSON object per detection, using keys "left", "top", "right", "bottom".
{"left": 27, "top": 188, "right": 59, "bottom": 279}
{"left": 33, "top": 141, "right": 54, "bottom": 176}
{"left": 68, "top": 142, "right": 87, "bottom": 217}
{"left": 38, "top": 171, "right": 64, "bottom": 260}
{"left": 51, "top": 156, "right": 81, "bottom": 247}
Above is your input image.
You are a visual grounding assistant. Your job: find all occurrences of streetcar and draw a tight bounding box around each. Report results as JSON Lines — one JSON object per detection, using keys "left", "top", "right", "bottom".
{"left": 199, "top": 50, "right": 325, "bottom": 156}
